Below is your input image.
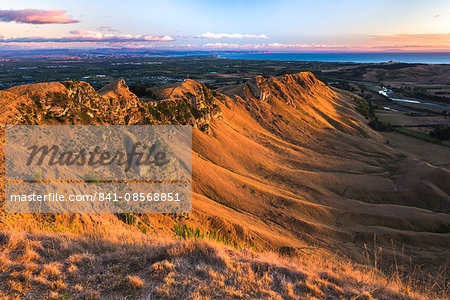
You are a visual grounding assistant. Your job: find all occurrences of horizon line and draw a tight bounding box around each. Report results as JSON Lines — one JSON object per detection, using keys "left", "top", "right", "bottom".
{"left": 0, "top": 48, "right": 449, "bottom": 53}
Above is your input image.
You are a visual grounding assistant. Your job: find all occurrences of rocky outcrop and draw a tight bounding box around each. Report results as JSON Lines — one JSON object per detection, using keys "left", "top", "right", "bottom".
{"left": 151, "top": 80, "right": 222, "bottom": 133}
{"left": 97, "top": 79, "right": 150, "bottom": 124}
{"left": 0, "top": 79, "right": 222, "bottom": 131}
{"left": 1, "top": 81, "right": 133, "bottom": 125}
{"left": 244, "top": 75, "right": 272, "bottom": 102}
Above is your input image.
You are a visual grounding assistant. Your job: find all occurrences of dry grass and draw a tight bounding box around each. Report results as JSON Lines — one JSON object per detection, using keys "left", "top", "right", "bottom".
{"left": 0, "top": 230, "right": 445, "bottom": 299}
{"left": 126, "top": 275, "right": 144, "bottom": 289}
{"left": 0, "top": 74, "right": 448, "bottom": 299}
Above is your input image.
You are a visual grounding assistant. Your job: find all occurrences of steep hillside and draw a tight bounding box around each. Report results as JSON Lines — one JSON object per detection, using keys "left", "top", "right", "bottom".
{"left": 0, "top": 72, "right": 448, "bottom": 298}
{"left": 191, "top": 72, "right": 449, "bottom": 271}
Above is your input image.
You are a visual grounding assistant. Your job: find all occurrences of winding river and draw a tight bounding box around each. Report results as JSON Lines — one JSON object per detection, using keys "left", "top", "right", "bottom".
{"left": 378, "top": 87, "right": 450, "bottom": 112}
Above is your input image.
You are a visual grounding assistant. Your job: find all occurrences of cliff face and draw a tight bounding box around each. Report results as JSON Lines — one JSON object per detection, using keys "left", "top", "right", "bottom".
{"left": 0, "top": 78, "right": 222, "bottom": 132}
{"left": 153, "top": 79, "right": 222, "bottom": 132}
{"left": 1, "top": 80, "right": 145, "bottom": 125}
{"left": 97, "top": 79, "right": 149, "bottom": 124}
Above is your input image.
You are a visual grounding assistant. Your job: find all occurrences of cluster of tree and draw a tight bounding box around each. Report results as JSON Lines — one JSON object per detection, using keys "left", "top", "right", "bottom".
{"left": 394, "top": 86, "right": 450, "bottom": 105}
{"left": 334, "top": 80, "right": 355, "bottom": 92}
{"left": 429, "top": 124, "right": 450, "bottom": 140}
{"left": 354, "top": 97, "right": 376, "bottom": 119}
{"left": 368, "top": 117, "right": 392, "bottom": 132}
{"left": 375, "top": 70, "right": 387, "bottom": 82}
{"left": 353, "top": 96, "right": 392, "bottom": 132}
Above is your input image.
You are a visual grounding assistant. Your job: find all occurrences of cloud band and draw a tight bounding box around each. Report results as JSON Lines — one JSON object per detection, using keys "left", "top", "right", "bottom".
{"left": 0, "top": 9, "right": 78, "bottom": 24}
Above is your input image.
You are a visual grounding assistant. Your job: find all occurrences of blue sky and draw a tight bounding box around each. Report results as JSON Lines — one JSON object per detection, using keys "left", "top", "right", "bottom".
{"left": 0, "top": 0, "right": 449, "bottom": 51}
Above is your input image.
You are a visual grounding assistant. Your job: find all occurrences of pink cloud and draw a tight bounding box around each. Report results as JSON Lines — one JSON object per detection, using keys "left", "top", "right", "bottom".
{"left": 0, "top": 9, "right": 78, "bottom": 24}
{"left": 198, "top": 41, "right": 450, "bottom": 52}
{"left": 201, "top": 43, "right": 354, "bottom": 51}
{"left": 204, "top": 42, "right": 240, "bottom": 48}
{"left": 369, "top": 33, "right": 450, "bottom": 50}
{"left": 0, "top": 30, "right": 174, "bottom": 44}
{"left": 197, "top": 32, "right": 268, "bottom": 39}
{"left": 68, "top": 30, "right": 174, "bottom": 42}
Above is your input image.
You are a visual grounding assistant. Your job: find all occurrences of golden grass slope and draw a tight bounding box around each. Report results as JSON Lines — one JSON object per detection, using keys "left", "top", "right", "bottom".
{"left": 0, "top": 229, "right": 442, "bottom": 299}
{"left": 0, "top": 72, "right": 448, "bottom": 298}
{"left": 190, "top": 73, "right": 449, "bottom": 262}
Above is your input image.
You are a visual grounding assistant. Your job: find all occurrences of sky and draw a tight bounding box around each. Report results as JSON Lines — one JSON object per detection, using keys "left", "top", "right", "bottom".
{"left": 0, "top": 0, "right": 449, "bottom": 52}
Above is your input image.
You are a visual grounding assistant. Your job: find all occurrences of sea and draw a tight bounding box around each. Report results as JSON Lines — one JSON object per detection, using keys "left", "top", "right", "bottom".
{"left": 218, "top": 52, "right": 450, "bottom": 64}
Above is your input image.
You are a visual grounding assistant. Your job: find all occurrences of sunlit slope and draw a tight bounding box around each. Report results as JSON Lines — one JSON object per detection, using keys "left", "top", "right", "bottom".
{"left": 188, "top": 73, "right": 449, "bottom": 268}
{"left": 0, "top": 72, "right": 448, "bottom": 272}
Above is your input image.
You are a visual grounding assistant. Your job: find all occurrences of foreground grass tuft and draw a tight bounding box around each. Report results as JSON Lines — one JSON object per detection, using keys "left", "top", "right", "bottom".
{"left": 0, "top": 230, "right": 445, "bottom": 299}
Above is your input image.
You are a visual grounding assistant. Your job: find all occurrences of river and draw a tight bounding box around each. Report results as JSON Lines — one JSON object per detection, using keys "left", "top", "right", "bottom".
{"left": 378, "top": 87, "right": 450, "bottom": 112}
